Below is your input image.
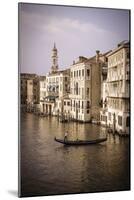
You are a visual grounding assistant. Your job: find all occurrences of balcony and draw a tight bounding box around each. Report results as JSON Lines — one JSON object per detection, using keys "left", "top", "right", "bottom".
{"left": 107, "top": 74, "right": 123, "bottom": 82}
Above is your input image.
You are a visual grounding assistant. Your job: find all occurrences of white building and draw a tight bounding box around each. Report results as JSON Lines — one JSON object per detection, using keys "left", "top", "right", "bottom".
{"left": 45, "top": 70, "right": 70, "bottom": 115}
{"left": 39, "top": 76, "right": 47, "bottom": 113}
{"left": 43, "top": 43, "right": 70, "bottom": 115}
{"left": 100, "top": 52, "right": 111, "bottom": 126}
{"left": 27, "top": 79, "right": 33, "bottom": 106}
{"left": 69, "top": 56, "right": 90, "bottom": 122}
{"left": 105, "top": 41, "right": 130, "bottom": 135}
{"left": 69, "top": 51, "right": 103, "bottom": 122}
{"left": 26, "top": 76, "right": 40, "bottom": 112}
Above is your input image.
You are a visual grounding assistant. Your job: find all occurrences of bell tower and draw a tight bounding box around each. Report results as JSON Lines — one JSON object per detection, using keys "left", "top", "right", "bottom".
{"left": 51, "top": 43, "right": 58, "bottom": 73}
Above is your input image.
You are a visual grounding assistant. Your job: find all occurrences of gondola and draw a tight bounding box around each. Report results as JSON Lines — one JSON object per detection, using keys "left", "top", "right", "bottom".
{"left": 54, "top": 137, "right": 107, "bottom": 145}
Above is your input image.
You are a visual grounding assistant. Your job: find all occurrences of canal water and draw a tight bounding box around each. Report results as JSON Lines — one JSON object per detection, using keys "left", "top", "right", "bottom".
{"left": 20, "top": 113, "right": 130, "bottom": 197}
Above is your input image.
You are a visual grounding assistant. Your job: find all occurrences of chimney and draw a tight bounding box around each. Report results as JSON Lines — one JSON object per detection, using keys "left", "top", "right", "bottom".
{"left": 96, "top": 50, "right": 100, "bottom": 62}
{"left": 79, "top": 56, "right": 83, "bottom": 62}
{"left": 79, "top": 56, "right": 87, "bottom": 62}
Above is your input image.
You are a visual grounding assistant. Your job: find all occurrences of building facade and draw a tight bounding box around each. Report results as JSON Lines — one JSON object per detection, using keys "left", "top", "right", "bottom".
{"left": 20, "top": 73, "right": 40, "bottom": 112}
{"left": 69, "top": 52, "right": 104, "bottom": 122}
{"left": 100, "top": 52, "right": 111, "bottom": 126}
{"left": 69, "top": 56, "right": 90, "bottom": 122}
{"left": 100, "top": 41, "right": 130, "bottom": 135}
{"left": 42, "top": 44, "right": 70, "bottom": 115}
{"left": 20, "top": 73, "right": 36, "bottom": 105}
{"left": 39, "top": 76, "right": 46, "bottom": 113}
{"left": 20, "top": 41, "right": 130, "bottom": 135}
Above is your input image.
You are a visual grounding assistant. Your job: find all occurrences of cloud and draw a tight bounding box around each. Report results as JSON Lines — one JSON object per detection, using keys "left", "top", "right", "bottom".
{"left": 43, "top": 17, "right": 109, "bottom": 35}
{"left": 19, "top": 6, "right": 128, "bottom": 75}
{"left": 20, "top": 8, "right": 110, "bottom": 36}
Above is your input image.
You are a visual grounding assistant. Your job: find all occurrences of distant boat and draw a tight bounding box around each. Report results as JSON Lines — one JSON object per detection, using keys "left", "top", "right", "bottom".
{"left": 54, "top": 137, "right": 107, "bottom": 145}
{"left": 59, "top": 118, "right": 68, "bottom": 123}
{"left": 39, "top": 113, "right": 48, "bottom": 117}
{"left": 59, "top": 115, "right": 69, "bottom": 123}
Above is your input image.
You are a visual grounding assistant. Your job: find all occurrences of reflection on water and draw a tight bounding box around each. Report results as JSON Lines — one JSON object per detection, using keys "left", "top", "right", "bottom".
{"left": 20, "top": 113, "right": 130, "bottom": 197}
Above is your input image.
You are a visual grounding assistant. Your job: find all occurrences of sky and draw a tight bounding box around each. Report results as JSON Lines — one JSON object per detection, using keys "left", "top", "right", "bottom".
{"left": 19, "top": 3, "right": 130, "bottom": 75}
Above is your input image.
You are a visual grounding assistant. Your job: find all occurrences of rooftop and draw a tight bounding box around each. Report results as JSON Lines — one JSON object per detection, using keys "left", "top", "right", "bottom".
{"left": 107, "top": 40, "right": 129, "bottom": 57}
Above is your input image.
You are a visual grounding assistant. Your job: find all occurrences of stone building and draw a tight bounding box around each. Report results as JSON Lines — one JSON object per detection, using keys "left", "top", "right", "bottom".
{"left": 20, "top": 74, "right": 28, "bottom": 105}
{"left": 26, "top": 76, "right": 40, "bottom": 112}
{"left": 27, "top": 79, "right": 33, "bottom": 105}
{"left": 20, "top": 73, "right": 37, "bottom": 111}
{"left": 21, "top": 41, "right": 130, "bottom": 131}
{"left": 101, "top": 41, "right": 130, "bottom": 135}
{"left": 69, "top": 51, "right": 104, "bottom": 122}
{"left": 69, "top": 56, "right": 90, "bottom": 122}
{"left": 44, "top": 69, "right": 70, "bottom": 115}
{"left": 99, "top": 51, "right": 111, "bottom": 126}
{"left": 43, "top": 44, "right": 70, "bottom": 115}
{"left": 20, "top": 73, "right": 40, "bottom": 112}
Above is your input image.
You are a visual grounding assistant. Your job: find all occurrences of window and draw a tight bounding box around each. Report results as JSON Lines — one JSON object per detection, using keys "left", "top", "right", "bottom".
{"left": 87, "top": 110, "right": 89, "bottom": 114}
{"left": 65, "top": 84, "right": 68, "bottom": 91}
{"left": 113, "top": 66, "right": 117, "bottom": 71}
{"left": 87, "top": 69, "right": 90, "bottom": 77}
{"left": 78, "top": 101, "right": 80, "bottom": 108}
{"left": 79, "top": 88, "right": 80, "bottom": 95}
{"left": 103, "top": 116, "right": 107, "bottom": 122}
{"left": 87, "top": 88, "right": 89, "bottom": 96}
{"left": 118, "top": 116, "right": 122, "bottom": 126}
{"left": 64, "top": 101, "right": 66, "bottom": 106}
{"left": 127, "top": 52, "right": 130, "bottom": 59}
{"left": 67, "top": 101, "right": 70, "bottom": 106}
{"left": 76, "top": 82, "right": 78, "bottom": 95}
{"left": 79, "top": 70, "right": 81, "bottom": 77}
{"left": 126, "top": 116, "right": 130, "bottom": 127}
{"left": 87, "top": 101, "right": 90, "bottom": 109}
{"left": 114, "top": 83, "right": 117, "bottom": 87}
{"left": 82, "top": 69, "right": 84, "bottom": 76}
{"left": 82, "top": 101, "right": 84, "bottom": 109}
{"left": 108, "top": 112, "right": 111, "bottom": 120}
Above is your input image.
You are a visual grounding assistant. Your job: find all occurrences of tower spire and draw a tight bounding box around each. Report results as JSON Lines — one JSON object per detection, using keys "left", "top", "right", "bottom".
{"left": 51, "top": 43, "right": 58, "bottom": 73}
